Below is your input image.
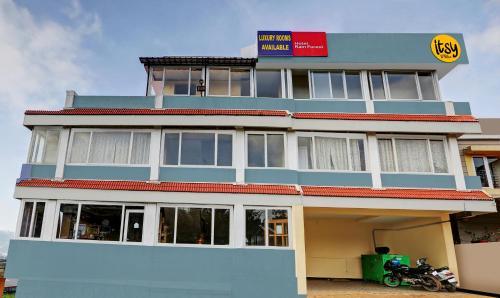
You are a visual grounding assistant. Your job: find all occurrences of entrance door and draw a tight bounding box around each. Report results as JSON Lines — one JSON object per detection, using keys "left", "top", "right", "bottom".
{"left": 124, "top": 210, "right": 144, "bottom": 243}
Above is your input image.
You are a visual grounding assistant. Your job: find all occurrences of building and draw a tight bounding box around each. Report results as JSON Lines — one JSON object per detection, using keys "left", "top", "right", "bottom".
{"left": 5, "top": 32, "right": 497, "bottom": 298}
{"left": 453, "top": 118, "right": 500, "bottom": 295}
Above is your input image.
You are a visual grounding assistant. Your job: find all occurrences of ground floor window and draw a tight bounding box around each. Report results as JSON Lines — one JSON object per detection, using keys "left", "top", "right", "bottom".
{"left": 245, "top": 207, "right": 290, "bottom": 247}
{"left": 19, "top": 200, "right": 46, "bottom": 238}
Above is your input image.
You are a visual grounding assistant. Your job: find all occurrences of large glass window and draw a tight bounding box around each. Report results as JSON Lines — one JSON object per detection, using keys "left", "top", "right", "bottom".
{"left": 247, "top": 133, "right": 285, "bottom": 168}
{"left": 298, "top": 135, "right": 366, "bottom": 171}
{"left": 19, "top": 201, "right": 45, "bottom": 238}
{"left": 149, "top": 67, "right": 203, "bottom": 96}
{"left": 68, "top": 131, "right": 151, "bottom": 165}
{"left": 56, "top": 204, "right": 78, "bottom": 239}
{"left": 158, "top": 205, "right": 231, "bottom": 246}
{"left": 369, "top": 71, "right": 437, "bottom": 100}
{"left": 149, "top": 67, "right": 164, "bottom": 96}
{"left": 291, "top": 69, "right": 310, "bottom": 99}
{"left": 164, "top": 67, "right": 190, "bottom": 95}
{"left": 208, "top": 68, "right": 251, "bottom": 97}
{"left": 378, "top": 137, "right": 448, "bottom": 173}
{"left": 256, "top": 70, "right": 282, "bottom": 98}
{"left": 77, "top": 205, "right": 122, "bottom": 241}
{"left": 28, "top": 128, "right": 60, "bottom": 164}
{"left": 246, "top": 208, "right": 289, "bottom": 247}
{"left": 473, "top": 156, "right": 500, "bottom": 188}
{"left": 163, "top": 131, "right": 233, "bottom": 166}
{"left": 311, "top": 71, "right": 362, "bottom": 99}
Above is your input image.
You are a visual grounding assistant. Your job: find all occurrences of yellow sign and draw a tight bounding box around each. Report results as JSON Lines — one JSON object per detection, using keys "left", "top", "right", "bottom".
{"left": 431, "top": 34, "right": 461, "bottom": 63}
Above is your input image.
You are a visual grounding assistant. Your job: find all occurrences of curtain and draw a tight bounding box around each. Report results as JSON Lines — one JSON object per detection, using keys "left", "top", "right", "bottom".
{"left": 298, "top": 137, "right": 313, "bottom": 169}
{"left": 350, "top": 139, "right": 365, "bottom": 171}
{"left": 69, "top": 132, "right": 91, "bottom": 163}
{"left": 130, "top": 133, "right": 151, "bottom": 164}
{"left": 315, "top": 137, "right": 348, "bottom": 170}
{"left": 396, "top": 139, "right": 431, "bottom": 172}
{"left": 430, "top": 140, "right": 448, "bottom": 173}
{"left": 43, "top": 130, "right": 60, "bottom": 164}
{"left": 89, "top": 132, "right": 131, "bottom": 164}
{"left": 378, "top": 139, "right": 396, "bottom": 172}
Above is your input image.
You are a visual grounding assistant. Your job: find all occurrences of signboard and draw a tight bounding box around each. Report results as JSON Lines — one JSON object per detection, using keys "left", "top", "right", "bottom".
{"left": 257, "top": 31, "right": 328, "bottom": 57}
{"left": 431, "top": 34, "right": 461, "bottom": 63}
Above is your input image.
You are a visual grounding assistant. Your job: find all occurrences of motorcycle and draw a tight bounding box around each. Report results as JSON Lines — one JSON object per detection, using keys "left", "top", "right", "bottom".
{"left": 415, "top": 257, "right": 458, "bottom": 292}
{"left": 383, "top": 257, "right": 441, "bottom": 292}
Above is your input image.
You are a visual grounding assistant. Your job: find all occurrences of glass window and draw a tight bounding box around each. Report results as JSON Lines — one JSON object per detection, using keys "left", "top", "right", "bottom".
{"left": 369, "top": 71, "right": 386, "bottom": 99}
{"left": 230, "top": 69, "right": 251, "bottom": 96}
{"left": 180, "top": 133, "right": 215, "bottom": 165}
{"left": 245, "top": 209, "right": 265, "bottom": 246}
{"left": 474, "top": 156, "right": 500, "bottom": 188}
{"left": 32, "top": 202, "right": 45, "bottom": 238}
{"left": 298, "top": 137, "right": 313, "bottom": 170}
{"left": 214, "top": 209, "right": 230, "bottom": 245}
{"left": 77, "top": 204, "right": 122, "bottom": 241}
{"left": 190, "top": 68, "right": 203, "bottom": 96}
{"left": 217, "top": 134, "right": 233, "bottom": 166}
{"left": 387, "top": 72, "right": 419, "bottom": 99}
{"left": 176, "top": 207, "right": 212, "bottom": 245}
{"left": 378, "top": 139, "right": 396, "bottom": 172}
{"left": 268, "top": 209, "right": 289, "bottom": 247}
{"left": 149, "top": 67, "right": 164, "bottom": 96}
{"left": 124, "top": 209, "right": 144, "bottom": 243}
{"left": 430, "top": 140, "right": 448, "bottom": 173}
{"left": 208, "top": 68, "right": 229, "bottom": 96}
{"left": 291, "top": 70, "right": 310, "bottom": 99}
{"left": 69, "top": 132, "right": 91, "bottom": 163}
{"left": 19, "top": 202, "right": 34, "bottom": 237}
{"left": 315, "top": 137, "right": 349, "bottom": 170}
{"left": 164, "top": 133, "right": 180, "bottom": 165}
{"left": 473, "top": 157, "right": 488, "bottom": 187}
{"left": 312, "top": 72, "right": 331, "bottom": 98}
{"left": 246, "top": 208, "right": 289, "bottom": 247}
{"left": 56, "top": 204, "right": 78, "bottom": 239}
{"left": 345, "top": 72, "right": 362, "bottom": 99}
{"left": 29, "top": 129, "right": 60, "bottom": 164}
{"left": 19, "top": 201, "right": 46, "bottom": 238}
{"left": 256, "top": 70, "right": 282, "bottom": 98}
{"left": 267, "top": 134, "right": 285, "bottom": 167}
{"left": 418, "top": 72, "right": 437, "bottom": 100}
{"left": 158, "top": 207, "right": 176, "bottom": 244}
{"left": 247, "top": 134, "right": 265, "bottom": 167}
{"left": 164, "top": 68, "right": 190, "bottom": 95}
{"left": 130, "top": 133, "right": 151, "bottom": 164}
{"left": 330, "top": 72, "right": 345, "bottom": 98}
{"left": 88, "top": 132, "right": 131, "bottom": 164}
{"left": 395, "top": 139, "right": 431, "bottom": 172}
{"left": 312, "top": 71, "right": 361, "bottom": 99}
{"left": 488, "top": 157, "right": 500, "bottom": 188}
{"left": 350, "top": 139, "right": 366, "bottom": 171}
{"left": 248, "top": 133, "right": 285, "bottom": 168}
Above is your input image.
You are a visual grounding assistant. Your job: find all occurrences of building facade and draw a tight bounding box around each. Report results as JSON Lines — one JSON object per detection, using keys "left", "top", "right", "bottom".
{"left": 6, "top": 33, "right": 497, "bottom": 298}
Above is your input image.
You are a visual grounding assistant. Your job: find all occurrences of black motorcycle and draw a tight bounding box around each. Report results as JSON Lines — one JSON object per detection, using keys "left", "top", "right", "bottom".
{"left": 416, "top": 258, "right": 457, "bottom": 292}
{"left": 383, "top": 257, "right": 441, "bottom": 292}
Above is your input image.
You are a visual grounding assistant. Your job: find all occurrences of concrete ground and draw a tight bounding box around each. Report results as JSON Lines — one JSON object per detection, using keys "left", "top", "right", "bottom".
{"left": 307, "top": 279, "right": 484, "bottom": 298}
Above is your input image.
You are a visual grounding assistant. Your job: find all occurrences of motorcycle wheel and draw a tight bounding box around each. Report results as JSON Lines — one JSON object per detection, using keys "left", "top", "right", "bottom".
{"left": 383, "top": 274, "right": 401, "bottom": 288}
{"left": 445, "top": 284, "right": 457, "bottom": 292}
{"left": 421, "top": 275, "right": 442, "bottom": 292}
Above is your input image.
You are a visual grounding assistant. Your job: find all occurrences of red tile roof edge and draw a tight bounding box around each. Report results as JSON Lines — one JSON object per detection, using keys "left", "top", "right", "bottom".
{"left": 293, "top": 113, "right": 477, "bottom": 122}
{"left": 16, "top": 179, "right": 492, "bottom": 201}
{"left": 24, "top": 109, "right": 289, "bottom": 117}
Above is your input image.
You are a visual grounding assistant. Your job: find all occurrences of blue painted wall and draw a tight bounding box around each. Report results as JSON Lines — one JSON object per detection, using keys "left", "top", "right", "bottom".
{"left": 453, "top": 102, "right": 472, "bottom": 115}
{"left": 6, "top": 240, "right": 304, "bottom": 298}
{"left": 73, "top": 96, "right": 155, "bottom": 108}
{"left": 159, "top": 167, "right": 236, "bottom": 182}
{"left": 381, "top": 173, "right": 456, "bottom": 189}
{"left": 298, "top": 171, "right": 372, "bottom": 187}
{"left": 18, "top": 164, "right": 56, "bottom": 181}
{"left": 464, "top": 176, "right": 483, "bottom": 190}
{"left": 294, "top": 100, "right": 366, "bottom": 113}
{"left": 245, "top": 169, "right": 298, "bottom": 184}
{"left": 374, "top": 101, "right": 446, "bottom": 115}
{"left": 64, "top": 165, "right": 150, "bottom": 181}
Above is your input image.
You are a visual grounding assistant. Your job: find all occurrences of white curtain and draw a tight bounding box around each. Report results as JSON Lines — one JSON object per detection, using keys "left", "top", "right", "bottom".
{"left": 378, "top": 139, "right": 396, "bottom": 172}
{"left": 350, "top": 139, "right": 365, "bottom": 171}
{"left": 430, "top": 140, "right": 448, "bottom": 173}
{"left": 130, "top": 133, "right": 151, "bottom": 164}
{"left": 298, "top": 137, "right": 313, "bottom": 169}
{"left": 396, "top": 139, "right": 431, "bottom": 172}
{"left": 88, "top": 132, "right": 131, "bottom": 164}
{"left": 43, "top": 130, "right": 60, "bottom": 164}
{"left": 315, "top": 137, "right": 349, "bottom": 170}
{"left": 69, "top": 132, "right": 91, "bottom": 163}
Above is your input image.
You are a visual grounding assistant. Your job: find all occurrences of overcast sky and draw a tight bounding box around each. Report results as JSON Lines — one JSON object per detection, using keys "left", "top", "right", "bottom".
{"left": 0, "top": 0, "right": 499, "bottom": 231}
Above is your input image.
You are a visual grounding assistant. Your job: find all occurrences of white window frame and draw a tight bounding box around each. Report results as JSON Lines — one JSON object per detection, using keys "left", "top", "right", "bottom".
{"left": 66, "top": 128, "right": 153, "bottom": 167}
{"left": 155, "top": 204, "right": 233, "bottom": 248}
{"left": 52, "top": 200, "right": 145, "bottom": 245}
{"left": 370, "top": 71, "right": 440, "bottom": 101}
{"left": 254, "top": 69, "right": 286, "bottom": 99}
{"left": 206, "top": 66, "right": 253, "bottom": 97}
{"left": 243, "top": 206, "right": 292, "bottom": 249}
{"left": 149, "top": 66, "right": 206, "bottom": 97}
{"left": 309, "top": 70, "right": 364, "bottom": 100}
{"left": 17, "top": 199, "right": 47, "bottom": 239}
{"left": 377, "top": 134, "right": 451, "bottom": 174}
{"left": 296, "top": 132, "right": 368, "bottom": 172}
{"left": 245, "top": 131, "right": 288, "bottom": 168}
{"left": 27, "top": 127, "right": 62, "bottom": 165}
{"left": 160, "top": 129, "right": 236, "bottom": 168}
{"left": 123, "top": 209, "right": 145, "bottom": 243}
{"left": 472, "top": 156, "right": 497, "bottom": 188}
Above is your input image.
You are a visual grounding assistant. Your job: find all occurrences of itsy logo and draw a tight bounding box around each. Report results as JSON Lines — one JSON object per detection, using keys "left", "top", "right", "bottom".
{"left": 431, "top": 34, "right": 461, "bottom": 63}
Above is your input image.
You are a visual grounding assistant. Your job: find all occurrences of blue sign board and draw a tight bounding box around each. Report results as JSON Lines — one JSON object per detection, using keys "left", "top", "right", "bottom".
{"left": 257, "top": 31, "right": 293, "bottom": 56}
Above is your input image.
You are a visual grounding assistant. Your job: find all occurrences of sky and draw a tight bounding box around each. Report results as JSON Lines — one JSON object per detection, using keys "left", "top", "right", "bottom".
{"left": 0, "top": 0, "right": 500, "bottom": 231}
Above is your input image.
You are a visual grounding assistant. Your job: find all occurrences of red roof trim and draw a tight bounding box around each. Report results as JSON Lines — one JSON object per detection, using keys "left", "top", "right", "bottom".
{"left": 24, "top": 109, "right": 289, "bottom": 117}
{"left": 16, "top": 179, "right": 492, "bottom": 201}
{"left": 293, "top": 113, "right": 477, "bottom": 122}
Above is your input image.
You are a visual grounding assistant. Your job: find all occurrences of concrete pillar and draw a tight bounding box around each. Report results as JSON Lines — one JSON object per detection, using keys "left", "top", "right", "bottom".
{"left": 292, "top": 205, "right": 307, "bottom": 296}
{"left": 447, "top": 136, "right": 466, "bottom": 190}
{"left": 441, "top": 214, "right": 460, "bottom": 285}
{"left": 149, "top": 129, "right": 162, "bottom": 181}
{"left": 235, "top": 129, "right": 245, "bottom": 183}
{"left": 54, "top": 128, "right": 70, "bottom": 181}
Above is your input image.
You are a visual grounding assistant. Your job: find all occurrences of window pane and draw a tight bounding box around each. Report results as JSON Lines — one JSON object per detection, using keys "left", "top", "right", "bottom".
{"left": 181, "top": 133, "right": 215, "bottom": 165}
{"left": 164, "top": 133, "right": 180, "bottom": 165}
{"left": 77, "top": 205, "right": 122, "bottom": 241}
{"left": 312, "top": 72, "right": 331, "bottom": 98}
{"left": 57, "top": 204, "right": 78, "bottom": 239}
{"left": 125, "top": 211, "right": 144, "bottom": 243}
{"left": 130, "top": 133, "right": 151, "bottom": 164}
{"left": 20, "top": 202, "right": 34, "bottom": 237}
{"left": 88, "top": 132, "right": 131, "bottom": 164}
{"left": 32, "top": 202, "right": 45, "bottom": 238}
{"left": 69, "top": 132, "right": 90, "bottom": 163}
{"left": 246, "top": 209, "right": 265, "bottom": 246}
{"left": 315, "top": 137, "right": 349, "bottom": 170}
{"left": 378, "top": 139, "right": 396, "bottom": 172}
{"left": 430, "top": 140, "right": 448, "bottom": 173}
{"left": 256, "top": 70, "right": 282, "bottom": 98}
{"left": 150, "top": 67, "right": 164, "bottom": 96}
{"left": 369, "top": 72, "right": 385, "bottom": 99}
{"left": 395, "top": 139, "right": 431, "bottom": 172}
{"left": 487, "top": 157, "right": 500, "bottom": 188}
{"left": 214, "top": 209, "right": 230, "bottom": 245}
{"left": 164, "top": 68, "right": 189, "bottom": 95}
{"left": 268, "top": 209, "right": 288, "bottom": 247}
{"left": 330, "top": 72, "right": 345, "bottom": 98}
{"left": 43, "top": 130, "right": 60, "bottom": 164}
{"left": 345, "top": 72, "right": 362, "bottom": 99}
{"left": 230, "top": 69, "right": 251, "bottom": 96}
{"left": 217, "top": 134, "right": 233, "bottom": 166}
{"left": 267, "top": 134, "right": 285, "bottom": 167}
{"left": 387, "top": 72, "right": 419, "bottom": 99}
{"left": 418, "top": 72, "right": 436, "bottom": 100}
{"left": 473, "top": 157, "right": 488, "bottom": 187}
{"left": 248, "top": 134, "right": 265, "bottom": 167}
{"left": 158, "top": 207, "right": 175, "bottom": 243}
{"left": 298, "top": 137, "right": 313, "bottom": 169}
{"left": 29, "top": 131, "right": 45, "bottom": 163}
{"left": 292, "top": 70, "right": 310, "bottom": 99}
{"left": 176, "top": 208, "right": 212, "bottom": 245}
{"left": 190, "top": 68, "right": 203, "bottom": 96}
{"left": 209, "top": 68, "right": 229, "bottom": 96}
{"left": 350, "top": 139, "right": 366, "bottom": 171}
